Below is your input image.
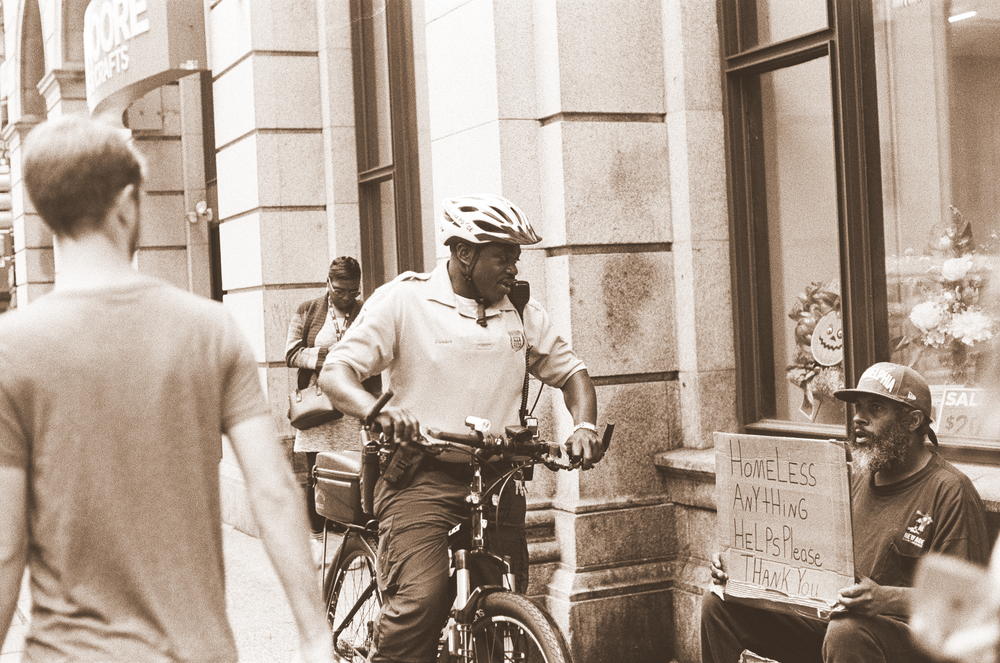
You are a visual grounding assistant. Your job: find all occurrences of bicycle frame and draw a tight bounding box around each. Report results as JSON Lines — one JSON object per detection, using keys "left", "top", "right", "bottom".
{"left": 324, "top": 391, "right": 614, "bottom": 663}
{"left": 442, "top": 459, "right": 520, "bottom": 660}
{"left": 325, "top": 458, "right": 523, "bottom": 663}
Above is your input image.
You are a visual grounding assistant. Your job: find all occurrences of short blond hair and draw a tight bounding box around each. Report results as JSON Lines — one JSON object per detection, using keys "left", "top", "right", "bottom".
{"left": 23, "top": 115, "right": 145, "bottom": 238}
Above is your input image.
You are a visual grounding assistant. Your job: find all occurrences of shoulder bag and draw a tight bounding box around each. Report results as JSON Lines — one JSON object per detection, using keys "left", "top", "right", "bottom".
{"left": 288, "top": 383, "right": 343, "bottom": 430}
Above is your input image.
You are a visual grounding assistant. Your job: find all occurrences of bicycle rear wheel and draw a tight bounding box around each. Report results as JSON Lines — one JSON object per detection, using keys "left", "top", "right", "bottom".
{"left": 324, "top": 532, "right": 381, "bottom": 662}
{"left": 470, "top": 592, "right": 572, "bottom": 663}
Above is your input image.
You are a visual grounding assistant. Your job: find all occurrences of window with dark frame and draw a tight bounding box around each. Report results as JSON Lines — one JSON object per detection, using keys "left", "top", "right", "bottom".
{"left": 874, "top": 0, "right": 1000, "bottom": 453}
{"left": 723, "top": 0, "right": 1000, "bottom": 453}
{"left": 350, "top": 0, "right": 423, "bottom": 295}
{"left": 719, "top": 0, "right": 887, "bottom": 439}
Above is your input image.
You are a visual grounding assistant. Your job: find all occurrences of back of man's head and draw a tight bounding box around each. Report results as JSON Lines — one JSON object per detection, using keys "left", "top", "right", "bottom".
{"left": 23, "top": 114, "right": 145, "bottom": 238}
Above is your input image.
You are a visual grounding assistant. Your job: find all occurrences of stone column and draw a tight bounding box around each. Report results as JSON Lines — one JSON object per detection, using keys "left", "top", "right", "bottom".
{"left": 529, "top": 2, "right": 679, "bottom": 662}
{"left": 3, "top": 117, "right": 53, "bottom": 306}
{"left": 661, "top": 0, "right": 735, "bottom": 660}
{"left": 208, "top": 0, "right": 328, "bottom": 532}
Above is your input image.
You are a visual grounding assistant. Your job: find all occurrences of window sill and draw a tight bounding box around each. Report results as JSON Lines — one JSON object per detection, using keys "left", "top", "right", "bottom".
{"left": 655, "top": 447, "right": 1000, "bottom": 516}
{"left": 654, "top": 448, "right": 716, "bottom": 510}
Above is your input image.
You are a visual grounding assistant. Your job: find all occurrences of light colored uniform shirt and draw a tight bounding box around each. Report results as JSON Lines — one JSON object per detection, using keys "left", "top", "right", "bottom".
{"left": 325, "top": 261, "right": 585, "bottom": 439}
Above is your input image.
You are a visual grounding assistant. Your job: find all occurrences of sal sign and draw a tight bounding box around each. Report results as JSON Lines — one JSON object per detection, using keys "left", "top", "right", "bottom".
{"left": 714, "top": 433, "right": 854, "bottom": 620}
{"left": 933, "top": 387, "right": 994, "bottom": 446}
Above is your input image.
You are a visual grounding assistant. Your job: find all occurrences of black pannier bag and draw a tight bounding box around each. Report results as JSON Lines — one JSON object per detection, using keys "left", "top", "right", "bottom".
{"left": 314, "top": 450, "right": 369, "bottom": 525}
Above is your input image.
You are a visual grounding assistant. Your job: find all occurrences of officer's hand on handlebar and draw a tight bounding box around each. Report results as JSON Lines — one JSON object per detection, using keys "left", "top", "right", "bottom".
{"left": 373, "top": 405, "right": 422, "bottom": 445}
{"left": 565, "top": 427, "right": 604, "bottom": 470}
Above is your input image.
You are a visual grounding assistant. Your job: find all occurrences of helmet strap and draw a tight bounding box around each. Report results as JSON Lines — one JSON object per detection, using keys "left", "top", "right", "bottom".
{"left": 460, "top": 245, "right": 490, "bottom": 327}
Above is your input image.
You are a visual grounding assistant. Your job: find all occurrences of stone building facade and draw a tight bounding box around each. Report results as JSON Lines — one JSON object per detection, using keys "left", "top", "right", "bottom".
{"left": 11, "top": 1, "right": 994, "bottom": 662}
{"left": 1, "top": 2, "right": 730, "bottom": 661}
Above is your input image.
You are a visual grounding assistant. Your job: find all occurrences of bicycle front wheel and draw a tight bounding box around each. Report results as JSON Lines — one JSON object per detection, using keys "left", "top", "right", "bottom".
{"left": 470, "top": 592, "right": 572, "bottom": 663}
{"left": 324, "top": 533, "right": 381, "bottom": 662}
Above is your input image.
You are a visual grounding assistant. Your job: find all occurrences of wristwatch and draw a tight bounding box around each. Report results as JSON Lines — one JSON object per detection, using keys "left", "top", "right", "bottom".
{"left": 572, "top": 422, "right": 598, "bottom": 434}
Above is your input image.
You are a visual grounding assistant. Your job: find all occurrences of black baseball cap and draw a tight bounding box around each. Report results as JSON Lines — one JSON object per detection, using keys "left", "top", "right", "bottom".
{"left": 834, "top": 362, "right": 938, "bottom": 445}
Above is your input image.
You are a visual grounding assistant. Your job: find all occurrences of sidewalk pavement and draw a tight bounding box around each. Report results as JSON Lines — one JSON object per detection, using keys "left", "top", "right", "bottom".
{"left": 0, "top": 525, "right": 343, "bottom": 663}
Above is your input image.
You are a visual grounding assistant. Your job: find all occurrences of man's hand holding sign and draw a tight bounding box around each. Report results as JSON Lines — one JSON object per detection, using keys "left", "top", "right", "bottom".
{"left": 701, "top": 363, "right": 990, "bottom": 663}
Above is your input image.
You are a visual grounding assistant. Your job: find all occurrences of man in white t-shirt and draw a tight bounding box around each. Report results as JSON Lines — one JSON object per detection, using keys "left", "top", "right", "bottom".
{"left": 0, "top": 115, "right": 335, "bottom": 663}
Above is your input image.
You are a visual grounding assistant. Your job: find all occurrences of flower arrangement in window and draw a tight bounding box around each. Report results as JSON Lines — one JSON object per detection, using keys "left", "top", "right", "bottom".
{"left": 900, "top": 206, "right": 995, "bottom": 384}
{"left": 787, "top": 279, "right": 844, "bottom": 421}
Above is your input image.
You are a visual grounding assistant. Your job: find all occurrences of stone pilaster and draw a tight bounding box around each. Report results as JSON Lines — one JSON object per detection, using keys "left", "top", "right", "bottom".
{"left": 2, "top": 117, "right": 53, "bottom": 306}
{"left": 662, "top": 0, "right": 734, "bottom": 660}
{"left": 525, "top": 2, "right": 681, "bottom": 661}
{"left": 209, "top": 0, "right": 328, "bottom": 532}
{"left": 37, "top": 68, "right": 88, "bottom": 118}
{"left": 664, "top": 0, "right": 736, "bottom": 453}
{"left": 316, "top": 0, "right": 363, "bottom": 262}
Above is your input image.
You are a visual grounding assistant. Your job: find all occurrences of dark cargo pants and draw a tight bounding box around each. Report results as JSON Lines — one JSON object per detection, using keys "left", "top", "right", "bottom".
{"left": 370, "top": 462, "right": 527, "bottom": 663}
{"left": 701, "top": 588, "right": 934, "bottom": 663}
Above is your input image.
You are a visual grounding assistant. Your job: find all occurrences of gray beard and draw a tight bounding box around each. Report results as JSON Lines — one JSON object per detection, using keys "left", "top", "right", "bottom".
{"left": 852, "top": 421, "right": 912, "bottom": 476}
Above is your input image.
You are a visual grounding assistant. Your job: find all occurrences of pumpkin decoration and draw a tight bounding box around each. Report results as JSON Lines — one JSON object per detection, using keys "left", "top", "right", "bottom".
{"left": 787, "top": 280, "right": 845, "bottom": 421}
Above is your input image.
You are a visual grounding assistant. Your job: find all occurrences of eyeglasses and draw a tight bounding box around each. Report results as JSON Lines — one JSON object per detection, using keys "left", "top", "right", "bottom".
{"left": 327, "top": 280, "right": 360, "bottom": 297}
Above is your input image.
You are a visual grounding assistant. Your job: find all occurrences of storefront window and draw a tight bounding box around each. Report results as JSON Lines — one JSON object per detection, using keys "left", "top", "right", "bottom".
{"left": 721, "top": 1, "right": 886, "bottom": 436}
{"left": 351, "top": 0, "right": 423, "bottom": 292}
{"left": 875, "top": 0, "right": 1000, "bottom": 446}
{"left": 748, "top": 0, "right": 828, "bottom": 48}
{"left": 760, "top": 58, "right": 844, "bottom": 425}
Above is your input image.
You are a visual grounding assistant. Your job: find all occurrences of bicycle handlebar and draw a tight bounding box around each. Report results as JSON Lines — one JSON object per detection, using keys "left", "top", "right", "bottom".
{"left": 427, "top": 422, "right": 614, "bottom": 457}
{"left": 364, "top": 390, "right": 614, "bottom": 470}
{"left": 427, "top": 428, "right": 482, "bottom": 446}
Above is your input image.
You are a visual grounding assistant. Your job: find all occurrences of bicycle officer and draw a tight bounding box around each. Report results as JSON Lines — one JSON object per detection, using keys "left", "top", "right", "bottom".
{"left": 320, "top": 194, "right": 604, "bottom": 663}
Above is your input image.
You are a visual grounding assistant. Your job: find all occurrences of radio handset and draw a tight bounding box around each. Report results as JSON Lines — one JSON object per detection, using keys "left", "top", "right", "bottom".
{"left": 509, "top": 280, "right": 530, "bottom": 319}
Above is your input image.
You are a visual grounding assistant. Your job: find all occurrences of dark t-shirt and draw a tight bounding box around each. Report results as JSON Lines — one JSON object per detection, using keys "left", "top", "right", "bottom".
{"left": 852, "top": 451, "right": 990, "bottom": 590}
{"left": 0, "top": 276, "right": 270, "bottom": 662}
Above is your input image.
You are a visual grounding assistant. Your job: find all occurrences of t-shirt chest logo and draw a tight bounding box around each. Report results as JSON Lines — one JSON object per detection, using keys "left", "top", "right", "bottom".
{"left": 903, "top": 510, "right": 933, "bottom": 549}
{"left": 509, "top": 330, "right": 525, "bottom": 351}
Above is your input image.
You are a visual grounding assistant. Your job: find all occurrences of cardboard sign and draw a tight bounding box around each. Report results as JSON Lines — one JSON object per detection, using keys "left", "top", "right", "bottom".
{"left": 715, "top": 433, "right": 854, "bottom": 620}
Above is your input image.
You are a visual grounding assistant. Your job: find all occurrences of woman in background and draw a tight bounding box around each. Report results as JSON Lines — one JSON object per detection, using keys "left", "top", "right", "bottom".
{"left": 285, "top": 256, "right": 373, "bottom": 565}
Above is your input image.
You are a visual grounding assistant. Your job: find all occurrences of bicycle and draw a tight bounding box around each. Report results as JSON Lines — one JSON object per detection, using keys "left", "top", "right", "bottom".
{"left": 316, "top": 391, "right": 613, "bottom": 663}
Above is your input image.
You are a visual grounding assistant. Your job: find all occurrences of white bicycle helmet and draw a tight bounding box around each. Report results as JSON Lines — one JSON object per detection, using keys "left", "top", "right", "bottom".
{"left": 441, "top": 195, "right": 542, "bottom": 246}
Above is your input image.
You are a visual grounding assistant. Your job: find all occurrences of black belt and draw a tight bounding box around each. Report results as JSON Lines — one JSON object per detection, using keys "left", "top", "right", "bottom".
{"left": 421, "top": 455, "right": 475, "bottom": 481}
{"left": 421, "top": 455, "right": 518, "bottom": 482}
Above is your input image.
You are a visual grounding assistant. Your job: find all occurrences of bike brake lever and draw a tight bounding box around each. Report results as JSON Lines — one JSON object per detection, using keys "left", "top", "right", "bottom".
{"left": 542, "top": 447, "right": 579, "bottom": 471}
{"left": 364, "top": 390, "right": 394, "bottom": 429}
{"left": 601, "top": 423, "right": 615, "bottom": 454}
